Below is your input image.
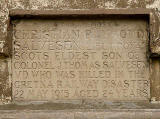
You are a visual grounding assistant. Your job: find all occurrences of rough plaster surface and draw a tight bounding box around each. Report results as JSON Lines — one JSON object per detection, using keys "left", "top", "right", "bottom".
{"left": 0, "top": 0, "right": 160, "bottom": 103}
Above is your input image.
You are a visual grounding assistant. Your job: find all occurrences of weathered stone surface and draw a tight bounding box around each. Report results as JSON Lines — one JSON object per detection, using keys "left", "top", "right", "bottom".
{"left": 0, "top": 109, "right": 160, "bottom": 119}
{"left": 8, "top": 0, "right": 160, "bottom": 9}
{"left": 0, "top": 58, "right": 11, "bottom": 104}
{"left": 150, "top": 10, "right": 160, "bottom": 56}
{"left": 0, "top": 0, "right": 9, "bottom": 56}
{"left": 0, "top": 0, "right": 158, "bottom": 103}
{"left": 0, "top": 102, "right": 160, "bottom": 110}
{"left": 0, "top": 0, "right": 160, "bottom": 104}
{"left": 11, "top": 18, "right": 149, "bottom": 102}
{"left": 4, "top": 0, "right": 160, "bottom": 58}
{"left": 151, "top": 58, "right": 160, "bottom": 101}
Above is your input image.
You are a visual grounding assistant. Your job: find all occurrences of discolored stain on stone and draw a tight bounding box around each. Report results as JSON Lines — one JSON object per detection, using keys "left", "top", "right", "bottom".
{"left": 65, "top": 0, "right": 99, "bottom": 9}
{"left": 116, "top": 0, "right": 129, "bottom": 8}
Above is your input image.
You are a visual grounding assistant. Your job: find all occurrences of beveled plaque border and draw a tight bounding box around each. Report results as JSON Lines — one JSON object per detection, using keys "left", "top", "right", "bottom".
{"left": 9, "top": 9, "right": 152, "bottom": 16}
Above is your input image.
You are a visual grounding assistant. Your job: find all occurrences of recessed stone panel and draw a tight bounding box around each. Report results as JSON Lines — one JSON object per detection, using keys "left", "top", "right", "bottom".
{"left": 11, "top": 18, "right": 150, "bottom": 101}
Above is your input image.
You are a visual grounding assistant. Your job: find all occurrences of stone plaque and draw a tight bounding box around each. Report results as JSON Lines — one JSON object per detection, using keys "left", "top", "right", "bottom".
{"left": 12, "top": 18, "right": 150, "bottom": 101}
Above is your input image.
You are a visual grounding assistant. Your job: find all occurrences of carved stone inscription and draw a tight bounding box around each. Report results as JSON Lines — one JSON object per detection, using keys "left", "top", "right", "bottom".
{"left": 12, "top": 18, "right": 150, "bottom": 101}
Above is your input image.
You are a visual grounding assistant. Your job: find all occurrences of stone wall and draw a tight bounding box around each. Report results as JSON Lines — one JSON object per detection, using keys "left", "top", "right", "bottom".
{"left": 0, "top": 0, "right": 160, "bottom": 103}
